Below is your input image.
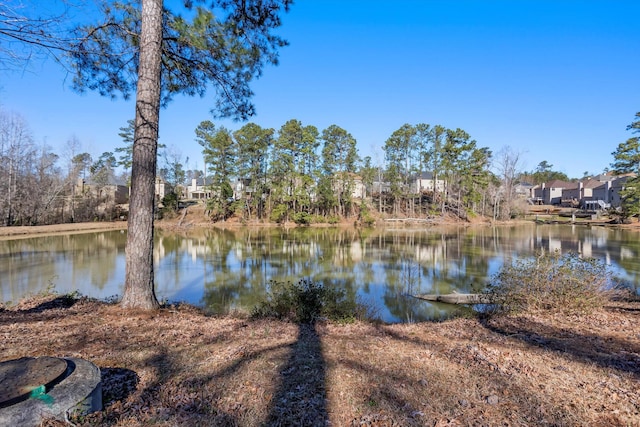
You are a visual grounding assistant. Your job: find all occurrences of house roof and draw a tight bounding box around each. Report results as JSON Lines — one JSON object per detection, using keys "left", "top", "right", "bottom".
{"left": 191, "top": 177, "right": 214, "bottom": 186}
{"left": 515, "top": 182, "right": 534, "bottom": 188}
{"left": 593, "top": 175, "right": 636, "bottom": 190}
{"left": 543, "top": 180, "right": 575, "bottom": 189}
{"left": 593, "top": 173, "right": 616, "bottom": 182}
{"left": 580, "top": 178, "right": 604, "bottom": 189}
{"left": 84, "top": 175, "right": 127, "bottom": 187}
{"left": 412, "top": 171, "right": 443, "bottom": 180}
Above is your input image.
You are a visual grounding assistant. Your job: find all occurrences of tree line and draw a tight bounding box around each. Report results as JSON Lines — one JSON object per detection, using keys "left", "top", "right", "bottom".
{"left": 0, "top": 110, "right": 184, "bottom": 226}
{"left": 197, "top": 119, "right": 514, "bottom": 223}
{"left": 4, "top": 106, "right": 638, "bottom": 227}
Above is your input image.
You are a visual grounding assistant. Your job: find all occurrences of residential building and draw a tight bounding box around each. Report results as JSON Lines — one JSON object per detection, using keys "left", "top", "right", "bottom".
{"left": 186, "top": 178, "right": 214, "bottom": 199}
{"left": 514, "top": 182, "right": 535, "bottom": 199}
{"left": 592, "top": 175, "right": 635, "bottom": 208}
{"left": 532, "top": 180, "right": 574, "bottom": 205}
{"left": 155, "top": 177, "right": 173, "bottom": 201}
{"left": 333, "top": 173, "right": 367, "bottom": 199}
{"left": 561, "top": 179, "right": 602, "bottom": 207}
{"left": 77, "top": 177, "right": 129, "bottom": 204}
{"left": 371, "top": 180, "right": 391, "bottom": 195}
{"left": 411, "top": 172, "right": 446, "bottom": 194}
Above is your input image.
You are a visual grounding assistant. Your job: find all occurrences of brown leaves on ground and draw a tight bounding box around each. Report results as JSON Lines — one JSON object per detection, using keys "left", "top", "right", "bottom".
{"left": 1, "top": 295, "right": 639, "bottom": 426}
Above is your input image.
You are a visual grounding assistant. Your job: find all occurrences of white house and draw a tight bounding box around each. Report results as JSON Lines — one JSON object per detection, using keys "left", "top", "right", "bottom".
{"left": 411, "top": 172, "right": 445, "bottom": 194}
{"left": 186, "top": 178, "right": 214, "bottom": 199}
{"left": 155, "top": 177, "right": 173, "bottom": 200}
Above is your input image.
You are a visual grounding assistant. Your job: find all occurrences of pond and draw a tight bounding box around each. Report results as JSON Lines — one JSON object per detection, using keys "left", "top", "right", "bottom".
{"left": 1, "top": 224, "right": 639, "bottom": 323}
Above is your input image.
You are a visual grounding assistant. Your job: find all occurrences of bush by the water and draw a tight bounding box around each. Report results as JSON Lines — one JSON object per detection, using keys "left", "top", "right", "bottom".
{"left": 488, "top": 251, "right": 621, "bottom": 315}
{"left": 251, "top": 279, "right": 372, "bottom": 323}
{"left": 292, "top": 211, "right": 312, "bottom": 225}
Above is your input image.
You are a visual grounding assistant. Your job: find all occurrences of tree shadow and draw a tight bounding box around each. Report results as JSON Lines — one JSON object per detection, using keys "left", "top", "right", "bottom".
{"left": 117, "top": 346, "right": 240, "bottom": 426}
{"left": 100, "top": 367, "right": 139, "bottom": 406}
{"left": 0, "top": 295, "right": 80, "bottom": 325}
{"left": 481, "top": 316, "right": 640, "bottom": 378}
{"left": 21, "top": 295, "right": 78, "bottom": 313}
{"left": 364, "top": 322, "right": 580, "bottom": 425}
{"left": 264, "top": 322, "right": 328, "bottom": 426}
{"left": 605, "top": 304, "right": 640, "bottom": 313}
{"left": 51, "top": 310, "right": 328, "bottom": 425}
{"left": 114, "top": 328, "right": 313, "bottom": 426}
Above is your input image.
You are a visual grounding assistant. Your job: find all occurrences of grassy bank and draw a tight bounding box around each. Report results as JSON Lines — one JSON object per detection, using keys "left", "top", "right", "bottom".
{"left": 1, "top": 294, "right": 639, "bottom": 426}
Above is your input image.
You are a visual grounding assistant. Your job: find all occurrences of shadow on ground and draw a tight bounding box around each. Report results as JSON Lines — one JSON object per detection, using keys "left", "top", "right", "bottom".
{"left": 482, "top": 316, "right": 640, "bottom": 378}
{"left": 100, "top": 367, "right": 139, "bottom": 406}
{"left": 265, "top": 323, "right": 328, "bottom": 426}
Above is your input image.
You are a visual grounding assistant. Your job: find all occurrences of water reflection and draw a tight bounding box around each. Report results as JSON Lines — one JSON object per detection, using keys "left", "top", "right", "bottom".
{"left": 1, "top": 224, "right": 639, "bottom": 323}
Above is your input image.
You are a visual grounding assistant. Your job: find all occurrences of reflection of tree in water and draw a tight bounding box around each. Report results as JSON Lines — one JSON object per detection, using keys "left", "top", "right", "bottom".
{"left": 8, "top": 224, "right": 640, "bottom": 314}
{"left": 200, "top": 227, "right": 365, "bottom": 315}
{"left": 368, "top": 230, "right": 492, "bottom": 322}
{"left": 609, "top": 230, "right": 640, "bottom": 294}
{"left": 147, "top": 225, "right": 640, "bottom": 312}
{"left": 75, "top": 231, "right": 125, "bottom": 290}
{"left": 1, "top": 231, "right": 125, "bottom": 297}
{"left": 200, "top": 247, "right": 273, "bottom": 315}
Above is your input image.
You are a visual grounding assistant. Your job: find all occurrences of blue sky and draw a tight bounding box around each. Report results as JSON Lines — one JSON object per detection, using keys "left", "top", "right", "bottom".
{"left": 1, "top": 0, "right": 639, "bottom": 178}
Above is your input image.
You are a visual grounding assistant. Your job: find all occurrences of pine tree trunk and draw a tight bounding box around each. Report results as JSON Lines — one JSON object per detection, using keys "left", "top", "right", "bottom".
{"left": 120, "top": 0, "right": 162, "bottom": 309}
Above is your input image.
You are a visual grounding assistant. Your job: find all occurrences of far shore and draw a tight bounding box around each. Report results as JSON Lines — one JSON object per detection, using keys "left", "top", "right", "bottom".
{"left": 1, "top": 208, "right": 639, "bottom": 239}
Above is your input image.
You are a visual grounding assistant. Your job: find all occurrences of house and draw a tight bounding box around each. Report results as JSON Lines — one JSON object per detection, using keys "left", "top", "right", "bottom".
{"left": 186, "top": 178, "right": 214, "bottom": 199}
{"left": 411, "top": 172, "right": 446, "bottom": 194}
{"left": 155, "top": 177, "right": 174, "bottom": 201}
{"left": 231, "top": 178, "right": 255, "bottom": 200}
{"left": 561, "top": 179, "right": 602, "bottom": 207}
{"left": 532, "top": 180, "right": 574, "bottom": 205}
{"left": 351, "top": 176, "right": 367, "bottom": 199}
{"left": 371, "top": 180, "right": 391, "bottom": 195}
{"left": 514, "top": 182, "right": 535, "bottom": 199}
{"left": 592, "top": 175, "right": 635, "bottom": 208}
{"left": 77, "top": 177, "right": 129, "bottom": 204}
{"left": 332, "top": 173, "right": 367, "bottom": 199}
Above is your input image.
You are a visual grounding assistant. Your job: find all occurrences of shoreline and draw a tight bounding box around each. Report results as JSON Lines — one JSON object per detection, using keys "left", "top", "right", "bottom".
{"left": 1, "top": 216, "right": 638, "bottom": 239}
{"left": 0, "top": 221, "right": 129, "bottom": 239}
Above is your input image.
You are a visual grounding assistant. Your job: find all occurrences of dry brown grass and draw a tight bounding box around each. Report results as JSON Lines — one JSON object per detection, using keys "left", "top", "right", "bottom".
{"left": 1, "top": 295, "right": 639, "bottom": 426}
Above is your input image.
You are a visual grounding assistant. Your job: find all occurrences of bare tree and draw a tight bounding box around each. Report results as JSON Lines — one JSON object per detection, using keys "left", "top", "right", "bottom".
{"left": 494, "top": 146, "right": 524, "bottom": 220}
{"left": 0, "top": 108, "right": 68, "bottom": 225}
{"left": 0, "top": 109, "right": 32, "bottom": 224}
{"left": 0, "top": 0, "right": 78, "bottom": 70}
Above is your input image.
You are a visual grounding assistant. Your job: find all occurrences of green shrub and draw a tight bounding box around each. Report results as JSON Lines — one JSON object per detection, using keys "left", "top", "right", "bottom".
{"left": 161, "top": 191, "right": 179, "bottom": 213}
{"left": 292, "top": 211, "right": 313, "bottom": 226}
{"left": 327, "top": 215, "right": 340, "bottom": 225}
{"left": 487, "top": 250, "right": 621, "bottom": 316}
{"left": 358, "top": 201, "right": 376, "bottom": 227}
{"left": 361, "top": 214, "right": 376, "bottom": 227}
{"left": 269, "top": 204, "right": 288, "bottom": 223}
{"left": 311, "top": 214, "right": 326, "bottom": 224}
{"left": 251, "top": 279, "right": 372, "bottom": 323}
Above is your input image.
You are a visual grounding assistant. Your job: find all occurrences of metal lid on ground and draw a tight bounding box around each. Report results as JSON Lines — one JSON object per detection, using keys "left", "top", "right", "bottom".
{"left": 0, "top": 357, "right": 68, "bottom": 407}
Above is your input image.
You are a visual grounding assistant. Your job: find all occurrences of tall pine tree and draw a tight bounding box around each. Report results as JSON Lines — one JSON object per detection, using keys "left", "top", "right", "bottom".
{"left": 70, "top": 0, "right": 291, "bottom": 309}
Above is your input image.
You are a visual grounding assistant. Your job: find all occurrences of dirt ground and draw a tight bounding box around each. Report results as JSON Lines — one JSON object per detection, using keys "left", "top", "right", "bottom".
{"left": 1, "top": 294, "right": 639, "bottom": 426}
